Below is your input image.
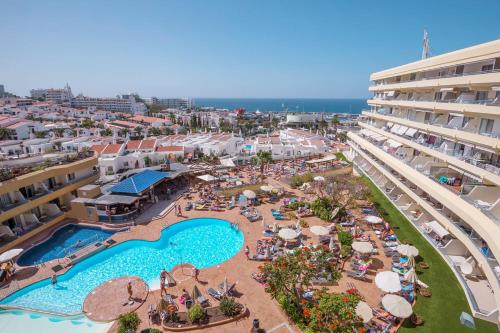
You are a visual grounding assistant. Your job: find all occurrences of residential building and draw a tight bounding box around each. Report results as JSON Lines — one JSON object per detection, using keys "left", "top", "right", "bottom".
{"left": 30, "top": 84, "right": 73, "bottom": 103}
{"left": 347, "top": 39, "right": 500, "bottom": 324}
{"left": 71, "top": 94, "right": 146, "bottom": 113}
{"left": 0, "top": 154, "right": 98, "bottom": 252}
{"left": 150, "top": 97, "right": 192, "bottom": 109}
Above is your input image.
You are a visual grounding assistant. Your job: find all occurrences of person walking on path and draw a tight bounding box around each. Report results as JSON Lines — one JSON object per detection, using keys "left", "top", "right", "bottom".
{"left": 193, "top": 267, "right": 200, "bottom": 282}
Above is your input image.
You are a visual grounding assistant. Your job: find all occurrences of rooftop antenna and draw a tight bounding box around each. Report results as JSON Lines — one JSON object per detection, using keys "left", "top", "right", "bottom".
{"left": 422, "top": 30, "right": 430, "bottom": 59}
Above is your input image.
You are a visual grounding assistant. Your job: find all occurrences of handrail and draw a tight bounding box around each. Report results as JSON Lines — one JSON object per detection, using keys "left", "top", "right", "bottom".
{"left": 371, "top": 68, "right": 500, "bottom": 86}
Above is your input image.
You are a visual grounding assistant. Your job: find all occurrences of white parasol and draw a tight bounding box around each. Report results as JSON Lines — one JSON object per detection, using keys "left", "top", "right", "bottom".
{"left": 243, "top": 190, "right": 256, "bottom": 199}
{"left": 396, "top": 244, "right": 419, "bottom": 257}
{"left": 375, "top": 271, "right": 402, "bottom": 293}
{"left": 364, "top": 215, "right": 383, "bottom": 224}
{"left": 352, "top": 241, "right": 374, "bottom": 254}
{"left": 460, "top": 261, "right": 473, "bottom": 275}
{"left": 310, "top": 225, "right": 329, "bottom": 236}
{"left": 355, "top": 301, "right": 373, "bottom": 323}
{"left": 381, "top": 294, "right": 413, "bottom": 318}
{"left": 260, "top": 185, "right": 273, "bottom": 192}
{"left": 314, "top": 176, "right": 325, "bottom": 182}
{"left": 278, "top": 228, "right": 299, "bottom": 240}
{"left": 0, "top": 248, "right": 23, "bottom": 263}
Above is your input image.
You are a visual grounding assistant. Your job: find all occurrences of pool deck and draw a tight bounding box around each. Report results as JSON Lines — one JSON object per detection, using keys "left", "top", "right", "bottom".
{"left": 1, "top": 168, "right": 394, "bottom": 333}
{"left": 83, "top": 276, "right": 148, "bottom": 322}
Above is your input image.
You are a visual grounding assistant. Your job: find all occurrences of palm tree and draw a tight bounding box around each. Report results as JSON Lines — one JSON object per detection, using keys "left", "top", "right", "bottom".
{"left": 331, "top": 115, "right": 340, "bottom": 134}
{"left": 134, "top": 126, "right": 143, "bottom": 138}
{"left": 257, "top": 150, "right": 272, "bottom": 175}
{"left": 119, "top": 128, "right": 130, "bottom": 138}
{"left": 52, "top": 128, "right": 66, "bottom": 138}
{"left": 0, "top": 127, "right": 12, "bottom": 140}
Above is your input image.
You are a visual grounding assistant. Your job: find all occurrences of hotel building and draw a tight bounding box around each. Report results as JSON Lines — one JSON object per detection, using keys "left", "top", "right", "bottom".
{"left": 0, "top": 155, "right": 99, "bottom": 253}
{"left": 347, "top": 39, "right": 500, "bottom": 324}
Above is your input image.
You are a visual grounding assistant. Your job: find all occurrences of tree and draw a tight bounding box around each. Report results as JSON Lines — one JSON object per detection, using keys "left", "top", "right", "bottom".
{"left": 323, "top": 174, "right": 369, "bottom": 215}
{"left": 81, "top": 118, "right": 94, "bottom": 129}
{"left": 134, "top": 126, "right": 144, "bottom": 138}
{"left": 256, "top": 150, "right": 272, "bottom": 175}
{"left": 262, "top": 248, "right": 341, "bottom": 325}
{"left": 331, "top": 115, "right": 340, "bottom": 133}
{"left": 303, "top": 290, "right": 363, "bottom": 333}
{"left": 0, "top": 127, "right": 12, "bottom": 140}
{"left": 148, "top": 127, "right": 161, "bottom": 136}
{"left": 271, "top": 117, "right": 280, "bottom": 129}
{"left": 34, "top": 131, "right": 48, "bottom": 138}
{"left": 100, "top": 128, "right": 112, "bottom": 137}
{"left": 119, "top": 128, "right": 130, "bottom": 137}
{"left": 52, "top": 128, "right": 66, "bottom": 138}
{"left": 163, "top": 127, "right": 174, "bottom": 135}
{"left": 337, "top": 132, "right": 347, "bottom": 143}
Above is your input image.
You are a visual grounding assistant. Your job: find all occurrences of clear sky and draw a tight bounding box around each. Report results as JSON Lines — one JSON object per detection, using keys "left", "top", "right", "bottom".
{"left": 1, "top": 0, "right": 499, "bottom": 98}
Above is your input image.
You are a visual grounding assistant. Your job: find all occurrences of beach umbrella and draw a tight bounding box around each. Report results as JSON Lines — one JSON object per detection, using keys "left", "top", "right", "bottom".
{"left": 355, "top": 301, "right": 373, "bottom": 323}
{"left": 406, "top": 255, "right": 416, "bottom": 268}
{"left": 243, "top": 190, "right": 256, "bottom": 199}
{"left": 375, "top": 271, "right": 402, "bottom": 293}
{"left": 329, "top": 237, "right": 336, "bottom": 251}
{"left": 260, "top": 185, "right": 273, "bottom": 192}
{"left": 331, "top": 207, "right": 340, "bottom": 219}
{"left": 404, "top": 268, "right": 418, "bottom": 284}
{"left": 396, "top": 244, "right": 419, "bottom": 257}
{"left": 192, "top": 285, "right": 202, "bottom": 303}
{"left": 310, "top": 225, "right": 329, "bottom": 236}
{"left": 365, "top": 215, "right": 383, "bottom": 224}
{"left": 221, "top": 277, "right": 229, "bottom": 295}
{"left": 381, "top": 295, "right": 413, "bottom": 318}
{"left": 352, "top": 241, "right": 374, "bottom": 254}
{"left": 314, "top": 176, "right": 325, "bottom": 182}
{"left": 278, "top": 228, "right": 298, "bottom": 240}
{"left": 0, "top": 248, "right": 23, "bottom": 263}
{"left": 460, "top": 261, "right": 473, "bottom": 275}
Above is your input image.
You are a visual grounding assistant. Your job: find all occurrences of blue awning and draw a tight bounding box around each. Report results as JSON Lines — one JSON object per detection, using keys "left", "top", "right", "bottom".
{"left": 109, "top": 170, "right": 170, "bottom": 195}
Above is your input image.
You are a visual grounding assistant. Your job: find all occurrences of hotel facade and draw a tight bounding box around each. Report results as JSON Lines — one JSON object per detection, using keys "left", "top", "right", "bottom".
{"left": 0, "top": 156, "right": 99, "bottom": 253}
{"left": 347, "top": 39, "right": 500, "bottom": 323}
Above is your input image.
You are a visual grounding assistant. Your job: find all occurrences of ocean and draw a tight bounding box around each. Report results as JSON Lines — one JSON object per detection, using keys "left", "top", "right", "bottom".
{"left": 193, "top": 98, "right": 367, "bottom": 114}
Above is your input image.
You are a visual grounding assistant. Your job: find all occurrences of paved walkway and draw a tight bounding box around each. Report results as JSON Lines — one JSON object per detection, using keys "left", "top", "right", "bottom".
{"left": 83, "top": 276, "right": 148, "bottom": 322}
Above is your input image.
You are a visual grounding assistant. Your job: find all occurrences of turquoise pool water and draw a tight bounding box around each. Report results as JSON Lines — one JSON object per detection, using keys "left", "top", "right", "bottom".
{"left": 17, "top": 224, "right": 116, "bottom": 266}
{"left": 0, "top": 218, "right": 243, "bottom": 314}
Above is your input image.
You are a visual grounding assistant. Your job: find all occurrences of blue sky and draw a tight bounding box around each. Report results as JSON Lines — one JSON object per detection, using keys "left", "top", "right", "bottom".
{"left": 1, "top": 0, "right": 499, "bottom": 98}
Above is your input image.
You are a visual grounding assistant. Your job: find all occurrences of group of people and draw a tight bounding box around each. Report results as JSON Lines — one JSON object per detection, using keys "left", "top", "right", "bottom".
{"left": 173, "top": 204, "right": 182, "bottom": 216}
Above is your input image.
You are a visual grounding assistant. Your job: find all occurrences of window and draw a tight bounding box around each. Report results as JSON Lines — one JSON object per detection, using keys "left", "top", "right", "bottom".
{"left": 409, "top": 73, "right": 416, "bottom": 81}
{"left": 479, "top": 118, "right": 494, "bottom": 134}
{"left": 475, "top": 91, "right": 488, "bottom": 101}
{"left": 455, "top": 65, "right": 464, "bottom": 75}
{"left": 481, "top": 64, "right": 493, "bottom": 72}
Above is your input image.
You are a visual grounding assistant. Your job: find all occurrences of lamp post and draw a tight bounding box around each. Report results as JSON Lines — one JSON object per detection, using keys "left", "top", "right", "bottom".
{"left": 170, "top": 241, "right": 186, "bottom": 275}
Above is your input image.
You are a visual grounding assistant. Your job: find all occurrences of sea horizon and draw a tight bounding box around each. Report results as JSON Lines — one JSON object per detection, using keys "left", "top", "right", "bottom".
{"left": 193, "top": 97, "right": 367, "bottom": 114}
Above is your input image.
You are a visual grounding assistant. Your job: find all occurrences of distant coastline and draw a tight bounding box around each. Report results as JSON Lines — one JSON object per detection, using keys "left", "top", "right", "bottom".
{"left": 193, "top": 98, "right": 367, "bottom": 114}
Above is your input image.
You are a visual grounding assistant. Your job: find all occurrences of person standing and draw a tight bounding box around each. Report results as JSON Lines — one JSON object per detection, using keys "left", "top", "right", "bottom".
{"left": 51, "top": 274, "right": 57, "bottom": 285}
{"left": 244, "top": 245, "right": 250, "bottom": 260}
{"left": 127, "top": 281, "right": 133, "bottom": 301}
{"left": 193, "top": 267, "right": 199, "bottom": 282}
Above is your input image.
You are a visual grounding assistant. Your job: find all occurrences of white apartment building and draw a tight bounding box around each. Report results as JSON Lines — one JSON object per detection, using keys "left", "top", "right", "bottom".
{"left": 30, "top": 84, "right": 73, "bottom": 103}
{"left": 149, "top": 97, "right": 192, "bottom": 109}
{"left": 347, "top": 39, "right": 500, "bottom": 324}
{"left": 71, "top": 94, "right": 146, "bottom": 113}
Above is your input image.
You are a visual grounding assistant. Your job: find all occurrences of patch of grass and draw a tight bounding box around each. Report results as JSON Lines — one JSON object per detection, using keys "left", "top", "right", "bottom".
{"left": 362, "top": 176, "right": 497, "bottom": 333}
{"left": 335, "top": 151, "right": 348, "bottom": 161}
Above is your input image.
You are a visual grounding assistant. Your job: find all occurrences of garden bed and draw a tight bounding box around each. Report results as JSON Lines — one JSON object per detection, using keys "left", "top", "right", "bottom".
{"left": 162, "top": 306, "right": 248, "bottom": 331}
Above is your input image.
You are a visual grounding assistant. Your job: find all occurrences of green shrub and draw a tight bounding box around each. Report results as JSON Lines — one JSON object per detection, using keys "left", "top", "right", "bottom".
{"left": 291, "top": 175, "right": 304, "bottom": 188}
{"left": 302, "top": 172, "right": 314, "bottom": 183}
{"left": 187, "top": 303, "right": 205, "bottom": 323}
{"left": 118, "top": 312, "right": 141, "bottom": 333}
{"left": 140, "top": 329, "right": 162, "bottom": 333}
{"left": 338, "top": 231, "right": 353, "bottom": 247}
{"left": 339, "top": 245, "right": 352, "bottom": 258}
{"left": 219, "top": 297, "right": 243, "bottom": 317}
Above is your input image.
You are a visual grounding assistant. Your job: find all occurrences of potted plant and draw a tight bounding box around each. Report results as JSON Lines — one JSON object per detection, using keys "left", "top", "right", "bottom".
{"left": 187, "top": 303, "right": 205, "bottom": 324}
{"left": 219, "top": 297, "right": 243, "bottom": 317}
{"left": 118, "top": 312, "right": 141, "bottom": 333}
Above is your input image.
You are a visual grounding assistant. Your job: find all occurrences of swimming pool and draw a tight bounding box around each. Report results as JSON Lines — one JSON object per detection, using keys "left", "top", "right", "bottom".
{"left": 17, "top": 225, "right": 116, "bottom": 267}
{"left": 1, "top": 218, "right": 243, "bottom": 314}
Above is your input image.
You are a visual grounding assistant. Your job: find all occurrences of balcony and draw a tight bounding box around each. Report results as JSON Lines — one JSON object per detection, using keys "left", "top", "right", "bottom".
{"left": 369, "top": 68, "right": 500, "bottom": 92}
{"left": 358, "top": 121, "right": 500, "bottom": 185}
{"left": 348, "top": 139, "right": 500, "bottom": 321}
{"left": 362, "top": 111, "right": 500, "bottom": 150}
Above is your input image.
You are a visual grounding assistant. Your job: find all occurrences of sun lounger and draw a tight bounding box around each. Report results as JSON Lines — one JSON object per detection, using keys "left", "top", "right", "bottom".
{"left": 218, "top": 281, "right": 236, "bottom": 296}
{"left": 346, "top": 269, "right": 368, "bottom": 281}
{"left": 207, "top": 287, "right": 223, "bottom": 300}
{"left": 251, "top": 253, "right": 272, "bottom": 261}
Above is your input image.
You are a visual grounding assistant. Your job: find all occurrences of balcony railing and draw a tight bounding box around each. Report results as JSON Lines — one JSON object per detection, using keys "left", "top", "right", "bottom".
{"left": 370, "top": 96, "right": 500, "bottom": 107}
{"left": 371, "top": 68, "right": 500, "bottom": 86}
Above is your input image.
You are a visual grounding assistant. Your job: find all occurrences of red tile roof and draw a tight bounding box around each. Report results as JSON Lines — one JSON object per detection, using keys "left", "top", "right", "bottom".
{"left": 101, "top": 143, "right": 123, "bottom": 154}
{"left": 139, "top": 139, "right": 156, "bottom": 150}
{"left": 156, "top": 145, "right": 183, "bottom": 152}
{"left": 90, "top": 144, "right": 107, "bottom": 154}
{"left": 130, "top": 115, "right": 166, "bottom": 124}
{"left": 125, "top": 140, "right": 141, "bottom": 150}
